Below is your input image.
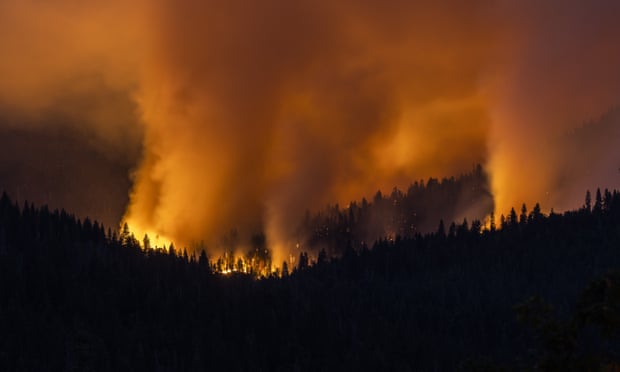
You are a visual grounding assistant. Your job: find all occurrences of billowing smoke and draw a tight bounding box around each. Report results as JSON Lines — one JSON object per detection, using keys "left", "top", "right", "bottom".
{"left": 125, "top": 0, "right": 497, "bottom": 259}
{"left": 486, "top": 0, "right": 620, "bottom": 214}
{"left": 1, "top": 0, "right": 620, "bottom": 260}
{"left": 0, "top": 0, "right": 146, "bottom": 227}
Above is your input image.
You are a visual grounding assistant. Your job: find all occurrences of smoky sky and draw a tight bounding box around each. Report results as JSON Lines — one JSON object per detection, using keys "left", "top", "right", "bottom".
{"left": 0, "top": 0, "right": 145, "bottom": 227}
{"left": 1, "top": 0, "right": 620, "bottom": 257}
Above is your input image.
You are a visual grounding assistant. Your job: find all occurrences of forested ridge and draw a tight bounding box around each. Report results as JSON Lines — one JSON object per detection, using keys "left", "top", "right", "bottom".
{"left": 211, "top": 165, "right": 492, "bottom": 274}
{"left": 299, "top": 164, "right": 493, "bottom": 256}
{"left": 1, "top": 189, "right": 620, "bottom": 371}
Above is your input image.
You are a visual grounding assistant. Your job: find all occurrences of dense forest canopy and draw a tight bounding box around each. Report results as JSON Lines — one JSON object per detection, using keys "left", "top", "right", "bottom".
{"left": 1, "top": 187, "right": 620, "bottom": 370}
{"left": 300, "top": 164, "right": 493, "bottom": 253}
{"left": 192, "top": 165, "right": 493, "bottom": 275}
{"left": 3, "top": 2, "right": 620, "bottom": 370}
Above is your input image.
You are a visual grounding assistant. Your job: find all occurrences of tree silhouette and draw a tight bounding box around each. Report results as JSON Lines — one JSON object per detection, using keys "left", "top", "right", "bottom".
{"left": 0, "top": 188, "right": 620, "bottom": 370}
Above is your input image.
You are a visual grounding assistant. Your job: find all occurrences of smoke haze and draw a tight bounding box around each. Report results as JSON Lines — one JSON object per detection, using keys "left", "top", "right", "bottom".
{"left": 0, "top": 0, "right": 145, "bottom": 227}
{"left": 1, "top": 0, "right": 620, "bottom": 257}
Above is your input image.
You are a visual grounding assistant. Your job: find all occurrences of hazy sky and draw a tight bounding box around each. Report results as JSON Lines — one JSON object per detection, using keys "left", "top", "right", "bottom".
{"left": 1, "top": 0, "right": 619, "bottom": 256}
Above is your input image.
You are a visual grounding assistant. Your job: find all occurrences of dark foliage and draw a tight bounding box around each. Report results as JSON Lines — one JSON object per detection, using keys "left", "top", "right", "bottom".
{"left": 1, "top": 189, "right": 620, "bottom": 371}
{"left": 300, "top": 164, "right": 493, "bottom": 256}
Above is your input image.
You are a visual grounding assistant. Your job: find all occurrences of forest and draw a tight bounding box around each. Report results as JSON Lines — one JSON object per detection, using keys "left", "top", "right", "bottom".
{"left": 299, "top": 164, "right": 493, "bottom": 256}
{"left": 1, "top": 186, "right": 620, "bottom": 371}
{"left": 3, "top": 1, "right": 620, "bottom": 371}
{"left": 209, "top": 165, "right": 493, "bottom": 275}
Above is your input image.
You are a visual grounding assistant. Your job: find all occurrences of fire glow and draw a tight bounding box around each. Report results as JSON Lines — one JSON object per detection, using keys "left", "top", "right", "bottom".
{"left": 1, "top": 0, "right": 620, "bottom": 265}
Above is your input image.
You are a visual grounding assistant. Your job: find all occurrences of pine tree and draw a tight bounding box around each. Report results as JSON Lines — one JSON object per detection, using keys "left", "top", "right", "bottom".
{"left": 143, "top": 234, "right": 151, "bottom": 251}
{"left": 509, "top": 208, "right": 518, "bottom": 226}
{"left": 298, "top": 252, "right": 309, "bottom": 271}
{"left": 530, "top": 203, "right": 542, "bottom": 223}
{"left": 168, "top": 243, "right": 176, "bottom": 257}
{"left": 594, "top": 188, "right": 603, "bottom": 213}
{"left": 437, "top": 219, "right": 446, "bottom": 238}
{"left": 520, "top": 204, "right": 528, "bottom": 225}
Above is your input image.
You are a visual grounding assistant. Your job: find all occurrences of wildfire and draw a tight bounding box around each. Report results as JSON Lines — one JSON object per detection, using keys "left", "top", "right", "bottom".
{"left": 481, "top": 214, "right": 495, "bottom": 232}
{"left": 118, "top": 217, "right": 296, "bottom": 278}
{"left": 121, "top": 219, "right": 174, "bottom": 250}
{"left": 212, "top": 251, "right": 278, "bottom": 278}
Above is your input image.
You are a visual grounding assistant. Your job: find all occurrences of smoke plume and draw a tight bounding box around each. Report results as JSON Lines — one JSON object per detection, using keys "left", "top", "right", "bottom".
{"left": 0, "top": 0, "right": 146, "bottom": 227}
{"left": 1, "top": 0, "right": 620, "bottom": 259}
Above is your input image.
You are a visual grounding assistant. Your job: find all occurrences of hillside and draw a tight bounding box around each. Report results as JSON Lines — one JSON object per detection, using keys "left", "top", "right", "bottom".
{"left": 1, "top": 191, "right": 620, "bottom": 370}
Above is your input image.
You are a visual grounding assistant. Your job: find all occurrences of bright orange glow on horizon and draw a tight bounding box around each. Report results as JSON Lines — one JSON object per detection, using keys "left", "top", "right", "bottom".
{"left": 2, "top": 0, "right": 620, "bottom": 262}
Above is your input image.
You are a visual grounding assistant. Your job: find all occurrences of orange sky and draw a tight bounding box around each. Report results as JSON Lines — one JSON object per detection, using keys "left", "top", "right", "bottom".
{"left": 1, "top": 0, "right": 620, "bottom": 257}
